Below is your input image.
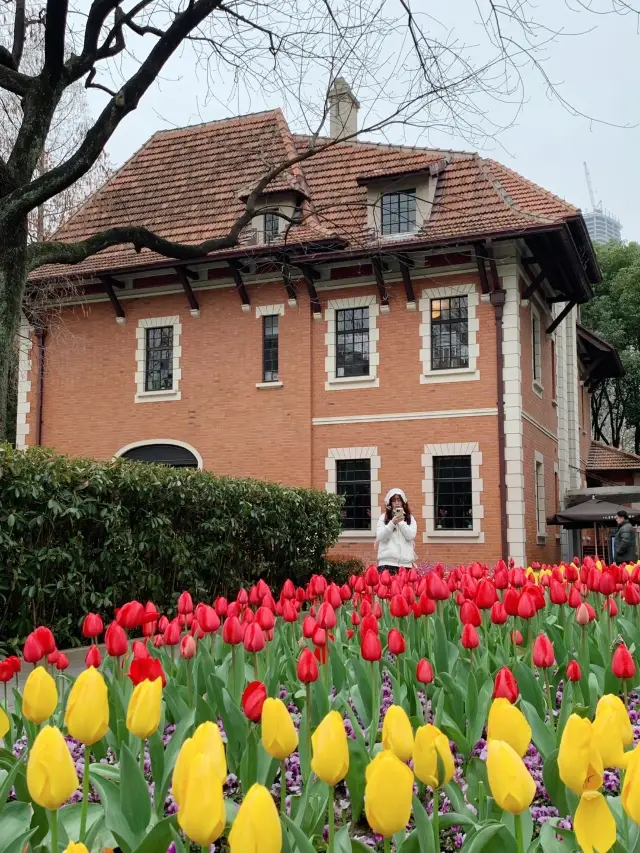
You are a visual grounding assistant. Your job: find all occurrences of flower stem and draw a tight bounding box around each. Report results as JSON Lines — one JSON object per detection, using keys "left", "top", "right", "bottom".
{"left": 433, "top": 790, "right": 440, "bottom": 853}
{"left": 515, "top": 812, "right": 524, "bottom": 853}
{"left": 185, "top": 839, "right": 191, "bottom": 853}
{"left": 140, "top": 737, "right": 146, "bottom": 777}
{"left": 280, "top": 760, "right": 287, "bottom": 816}
{"left": 328, "top": 785, "right": 335, "bottom": 853}
{"left": 50, "top": 808, "right": 58, "bottom": 853}
{"left": 544, "top": 670, "right": 555, "bottom": 729}
{"left": 368, "top": 661, "right": 377, "bottom": 756}
{"left": 79, "top": 744, "right": 91, "bottom": 842}
{"left": 305, "top": 682, "right": 312, "bottom": 782}
{"left": 384, "top": 837, "right": 391, "bottom": 853}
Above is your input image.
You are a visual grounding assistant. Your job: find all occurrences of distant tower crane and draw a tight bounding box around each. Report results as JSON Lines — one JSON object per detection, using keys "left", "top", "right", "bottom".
{"left": 582, "top": 161, "right": 622, "bottom": 243}
{"left": 583, "top": 162, "right": 601, "bottom": 213}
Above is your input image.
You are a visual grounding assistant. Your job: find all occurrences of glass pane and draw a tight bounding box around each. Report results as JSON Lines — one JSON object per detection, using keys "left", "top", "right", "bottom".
{"left": 336, "top": 459, "right": 372, "bottom": 530}
{"left": 433, "top": 455, "right": 473, "bottom": 530}
{"left": 145, "top": 326, "right": 174, "bottom": 392}
{"left": 263, "top": 315, "right": 279, "bottom": 382}
{"left": 336, "top": 308, "right": 370, "bottom": 378}
{"left": 430, "top": 296, "right": 469, "bottom": 371}
{"left": 381, "top": 190, "right": 417, "bottom": 235}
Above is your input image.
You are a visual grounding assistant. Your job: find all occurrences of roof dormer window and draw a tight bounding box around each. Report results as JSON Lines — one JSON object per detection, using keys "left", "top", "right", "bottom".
{"left": 381, "top": 189, "right": 417, "bottom": 235}
{"left": 263, "top": 211, "right": 280, "bottom": 244}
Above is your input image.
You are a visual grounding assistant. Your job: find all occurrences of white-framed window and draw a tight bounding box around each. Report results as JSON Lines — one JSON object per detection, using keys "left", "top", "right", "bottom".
{"left": 419, "top": 284, "right": 480, "bottom": 383}
{"left": 366, "top": 178, "right": 436, "bottom": 241}
{"left": 531, "top": 306, "right": 543, "bottom": 396}
{"left": 325, "top": 446, "right": 381, "bottom": 537}
{"left": 255, "top": 304, "right": 284, "bottom": 388}
{"left": 263, "top": 211, "right": 280, "bottom": 243}
{"left": 421, "top": 442, "right": 484, "bottom": 543}
{"left": 535, "top": 452, "right": 546, "bottom": 542}
{"left": 324, "top": 296, "right": 380, "bottom": 390}
{"left": 380, "top": 190, "right": 417, "bottom": 235}
{"left": 135, "top": 316, "right": 182, "bottom": 403}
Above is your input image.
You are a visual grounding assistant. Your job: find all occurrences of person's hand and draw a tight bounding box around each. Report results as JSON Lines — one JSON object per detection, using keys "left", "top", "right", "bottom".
{"left": 392, "top": 513, "right": 404, "bottom": 525}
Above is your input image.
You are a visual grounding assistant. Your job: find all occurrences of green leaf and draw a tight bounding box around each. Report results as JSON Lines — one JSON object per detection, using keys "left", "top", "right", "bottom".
{"left": 514, "top": 662, "right": 545, "bottom": 718}
{"left": 434, "top": 616, "right": 450, "bottom": 676}
{"left": 283, "top": 813, "right": 318, "bottom": 853}
{"left": 0, "top": 802, "right": 32, "bottom": 853}
{"left": 539, "top": 819, "right": 579, "bottom": 853}
{"left": 469, "top": 677, "right": 493, "bottom": 749}
{"left": 462, "top": 823, "right": 517, "bottom": 853}
{"left": 0, "top": 756, "right": 24, "bottom": 819}
{"left": 412, "top": 795, "right": 436, "bottom": 853}
{"left": 148, "top": 730, "right": 165, "bottom": 813}
{"left": 120, "top": 743, "right": 151, "bottom": 840}
{"left": 335, "top": 824, "right": 354, "bottom": 853}
{"left": 89, "top": 768, "right": 137, "bottom": 852}
{"left": 239, "top": 725, "right": 259, "bottom": 795}
{"left": 130, "top": 816, "right": 177, "bottom": 853}
{"left": 520, "top": 699, "right": 556, "bottom": 759}
{"left": 346, "top": 735, "right": 369, "bottom": 823}
{"left": 541, "top": 750, "right": 570, "bottom": 816}
{"left": 0, "top": 830, "right": 37, "bottom": 853}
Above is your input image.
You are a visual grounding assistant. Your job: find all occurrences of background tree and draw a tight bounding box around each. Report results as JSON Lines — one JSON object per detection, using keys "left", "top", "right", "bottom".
{"left": 581, "top": 241, "right": 640, "bottom": 451}
{"left": 0, "top": 0, "right": 638, "bottom": 440}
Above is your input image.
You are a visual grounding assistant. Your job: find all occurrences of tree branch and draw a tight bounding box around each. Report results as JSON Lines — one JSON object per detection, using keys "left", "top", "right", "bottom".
{"left": 43, "top": 0, "right": 69, "bottom": 75}
{"left": 11, "top": 0, "right": 26, "bottom": 68}
{"left": 0, "top": 62, "right": 30, "bottom": 96}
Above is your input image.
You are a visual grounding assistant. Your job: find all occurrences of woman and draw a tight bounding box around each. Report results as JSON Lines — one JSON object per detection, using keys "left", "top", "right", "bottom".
{"left": 376, "top": 488, "right": 417, "bottom": 572}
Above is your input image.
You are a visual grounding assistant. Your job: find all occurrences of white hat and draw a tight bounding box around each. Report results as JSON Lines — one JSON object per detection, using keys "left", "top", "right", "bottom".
{"left": 385, "top": 488, "right": 407, "bottom": 506}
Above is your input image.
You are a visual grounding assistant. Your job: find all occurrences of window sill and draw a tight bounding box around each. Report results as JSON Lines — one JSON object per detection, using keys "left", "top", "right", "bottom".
{"left": 532, "top": 380, "right": 544, "bottom": 398}
{"left": 339, "top": 530, "right": 376, "bottom": 540}
{"left": 326, "top": 375, "right": 379, "bottom": 391}
{"left": 428, "top": 528, "right": 480, "bottom": 538}
{"left": 256, "top": 381, "right": 284, "bottom": 389}
{"left": 421, "top": 368, "right": 479, "bottom": 384}
{"left": 135, "top": 389, "right": 181, "bottom": 403}
{"left": 380, "top": 230, "right": 419, "bottom": 241}
{"left": 537, "top": 534, "right": 547, "bottom": 545}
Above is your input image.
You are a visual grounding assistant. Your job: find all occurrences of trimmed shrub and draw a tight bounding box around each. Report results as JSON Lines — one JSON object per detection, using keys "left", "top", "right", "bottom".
{"left": 323, "top": 554, "right": 366, "bottom": 586}
{"left": 0, "top": 444, "right": 343, "bottom": 649}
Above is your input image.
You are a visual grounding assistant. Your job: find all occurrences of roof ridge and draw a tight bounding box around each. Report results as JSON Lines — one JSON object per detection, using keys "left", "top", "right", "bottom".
{"left": 475, "top": 156, "right": 558, "bottom": 227}
{"left": 484, "top": 158, "right": 578, "bottom": 214}
{"left": 293, "top": 133, "right": 476, "bottom": 159}
{"left": 155, "top": 109, "right": 283, "bottom": 139}
{"left": 591, "top": 440, "right": 640, "bottom": 463}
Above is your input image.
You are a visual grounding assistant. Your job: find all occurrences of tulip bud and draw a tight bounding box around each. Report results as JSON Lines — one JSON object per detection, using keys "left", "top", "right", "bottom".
{"left": 222, "top": 616, "right": 244, "bottom": 646}
{"left": 0, "top": 660, "right": 12, "bottom": 682}
{"left": 460, "top": 600, "right": 482, "bottom": 627}
{"left": 126, "top": 678, "right": 163, "bottom": 739}
{"left": 228, "top": 783, "right": 282, "bottom": 853}
{"left": 532, "top": 633, "right": 555, "bottom": 668}
{"left": 128, "top": 657, "right": 166, "bottom": 687}
{"left": 23, "top": 633, "right": 44, "bottom": 664}
{"left": 511, "top": 629, "right": 524, "bottom": 646}
{"left": 105, "top": 622, "right": 128, "bottom": 657}
{"left": 176, "top": 752, "right": 225, "bottom": 846}
{"left": 487, "top": 698, "right": 531, "bottom": 757}
{"left": 461, "top": 623, "right": 479, "bottom": 650}
{"left": 416, "top": 658, "right": 434, "bottom": 684}
{"left": 177, "top": 591, "right": 194, "bottom": 615}
{"left": 316, "top": 602, "right": 337, "bottom": 630}
{"left": 84, "top": 645, "right": 102, "bottom": 669}
{"left": 413, "top": 723, "right": 455, "bottom": 788}
{"left": 242, "top": 681, "right": 267, "bottom": 723}
{"left": 382, "top": 705, "right": 414, "bottom": 761}
{"left": 297, "top": 648, "right": 319, "bottom": 684}
{"left": 64, "top": 666, "right": 109, "bottom": 745}
{"left": 361, "top": 631, "right": 382, "bottom": 662}
{"left": 311, "top": 711, "right": 349, "bottom": 786}
{"left": 493, "top": 666, "right": 519, "bottom": 703}
{"left": 23, "top": 667, "right": 58, "bottom": 725}
{"left": 613, "top": 643, "right": 636, "bottom": 680}
{"left": 490, "top": 601, "right": 508, "bottom": 625}
{"left": 486, "top": 740, "right": 536, "bottom": 813}
{"left": 364, "top": 750, "right": 413, "bottom": 837}
{"left": 82, "top": 613, "right": 104, "bottom": 639}
{"left": 56, "top": 653, "right": 69, "bottom": 671}
{"left": 27, "top": 725, "right": 79, "bottom": 810}
{"left": 388, "top": 628, "right": 406, "bottom": 656}
{"left": 566, "top": 660, "right": 581, "bottom": 682}
{"left": 576, "top": 602, "right": 590, "bottom": 626}
{"left": 180, "top": 635, "right": 197, "bottom": 660}
{"left": 261, "top": 698, "right": 298, "bottom": 759}
{"left": 34, "top": 626, "right": 56, "bottom": 656}
{"left": 390, "top": 594, "right": 410, "bottom": 619}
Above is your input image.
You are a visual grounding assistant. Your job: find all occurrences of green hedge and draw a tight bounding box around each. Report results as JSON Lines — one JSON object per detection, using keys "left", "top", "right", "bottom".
{"left": 0, "top": 444, "right": 343, "bottom": 650}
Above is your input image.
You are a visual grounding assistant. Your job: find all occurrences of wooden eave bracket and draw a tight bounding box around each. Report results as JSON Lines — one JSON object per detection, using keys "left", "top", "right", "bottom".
{"left": 99, "top": 276, "right": 126, "bottom": 325}
{"left": 298, "top": 263, "right": 322, "bottom": 319}
{"left": 372, "top": 258, "right": 390, "bottom": 313}
{"left": 176, "top": 267, "right": 200, "bottom": 317}
{"left": 228, "top": 260, "right": 251, "bottom": 312}
{"left": 546, "top": 300, "right": 576, "bottom": 335}
{"left": 398, "top": 255, "right": 416, "bottom": 310}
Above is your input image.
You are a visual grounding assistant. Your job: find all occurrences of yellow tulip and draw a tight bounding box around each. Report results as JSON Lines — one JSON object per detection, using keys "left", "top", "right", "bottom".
{"left": 486, "top": 698, "right": 531, "bottom": 758}
{"left": 622, "top": 743, "right": 640, "bottom": 824}
{"left": 364, "top": 750, "right": 414, "bottom": 837}
{"left": 558, "top": 715, "right": 603, "bottom": 794}
{"left": 27, "top": 725, "right": 79, "bottom": 810}
{"left": 22, "top": 666, "right": 58, "bottom": 725}
{"left": 64, "top": 667, "right": 109, "bottom": 746}
{"left": 126, "top": 678, "right": 162, "bottom": 740}
{"left": 229, "top": 783, "right": 282, "bottom": 853}
{"left": 413, "top": 724, "right": 455, "bottom": 789}
{"left": 381, "top": 705, "right": 414, "bottom": 762}
{"left": 593, "top": 694, "right": 633, "bottom": 769}
{"left": 173, "top": 721, "right": 227, "bottom": 806}
{"left": 311, "top": 711, "right": 349, "bottom": 786}
{"left": 486, "top": 740, "right": 535, "bottom": 814}
{"left": 574, "top": 791, "right": 616, "bottom": 853}
{"left": 261, "top": 698, "right": 298, "bottom": 760}
{"left": 176, "top": 752, "right": 225, "bottom": 846}
{"left": 62, "top": 845, "right": 89, "bottom": 853}
{"left": 0, "top": 705, "right": 9, "bottom": 740}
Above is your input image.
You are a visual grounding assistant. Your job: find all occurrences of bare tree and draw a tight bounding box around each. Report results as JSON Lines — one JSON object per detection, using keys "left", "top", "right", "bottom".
{"left": 0, "top": 0, "right": 637, "bottom": 439}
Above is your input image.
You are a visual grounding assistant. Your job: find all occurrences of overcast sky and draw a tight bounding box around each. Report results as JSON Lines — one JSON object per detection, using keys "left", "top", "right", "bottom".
{"left": 96, "top": 1, "right": 640, "bottom": 241}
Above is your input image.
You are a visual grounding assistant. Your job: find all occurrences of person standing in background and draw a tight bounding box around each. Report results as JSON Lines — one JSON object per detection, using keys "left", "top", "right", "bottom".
{"left": 376, "top": 488, "right": 417, "bottom": 573}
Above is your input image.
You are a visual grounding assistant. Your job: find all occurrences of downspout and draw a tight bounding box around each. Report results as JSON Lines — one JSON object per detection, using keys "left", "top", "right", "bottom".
{"left": 486, "top": 244, "right": 510, "bottom": 562}
{"left": 34, "top": 328, "right": 46, "bottom": 446}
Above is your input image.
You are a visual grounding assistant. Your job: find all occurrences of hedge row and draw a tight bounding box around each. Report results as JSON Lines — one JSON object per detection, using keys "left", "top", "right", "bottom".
{"left": 0, "top": 444, "right": 343, "bottom": 650}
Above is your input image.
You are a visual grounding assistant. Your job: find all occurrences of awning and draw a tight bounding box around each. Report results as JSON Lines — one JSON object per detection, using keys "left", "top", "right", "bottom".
{"left": 577, "top": 325, "right": 624, "bottom": 389}
{"left": 549, "top": 497, "right": 639, "bottom": 528}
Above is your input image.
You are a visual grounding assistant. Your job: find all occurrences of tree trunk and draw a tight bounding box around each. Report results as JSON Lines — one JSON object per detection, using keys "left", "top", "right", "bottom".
{"left": 0, "top": 224, "right": 29, "bottom": 441}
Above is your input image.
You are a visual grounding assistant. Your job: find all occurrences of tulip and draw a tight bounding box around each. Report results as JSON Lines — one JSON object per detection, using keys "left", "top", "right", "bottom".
{"left": 297, "top": 648, "right": 319, "bottom": 683}
{"left": 364, "top": 750, "right": 414, "bottom": 837}
{"left": 242, "top": 681, "right": 267, "bottom": 723}
{"left": 593, "top": 694, "right": 633, "bottom": 769}
{"left": 316, "top": 602, "right": 337, "bottom": 629}
{"left": 0, "top": 660, "right": 12, "bottom": 683}
{"left": 23, "top": 632, "right": 44, "bottom": 664}
{"left": 511, "top": 629, "right": 524, "bottom": 646}
{"left": 84, "top": 645, "right": 101, "bottom": 669}
{"left": 105, "top": 622, "right": 128, "bottom": 657}
{"left": 413, "top": 724, "right": 455, "bottom": 788}
{"left": 228, "top": 783, "right": 282, "bottom": 853}
{"left": 487, "top": 698, "right": 531, "bottom": 758}
{"left": 558, "top": 714, "right": 603, "bottom": 794}
{"left": 490, "top": 601, "right": 508, "bottom": 625}
{"left": 311, "top": 710, "right": 349, "bottom": 786}
{"left": 416, "top": 658, "right": 434, "bottom": 684}
{"left": 566, "top": 660, "right": 582, "bottom": 682}
{"left": 82, "top": 613, "right": 103, "bottom": 639}
{"left": 461, "top": 623, "right": 479, "bottom": 650}
{"left": 492, "top": 666, "right": 519, "bottom": 703}
{"left": 361, "top": 631, "right": 382, "bottom": 662}
{"left": 27, "top": 725, "right": 79, "bottom": 809}
{"left": 56, "top": 653, "right": 69, "bottom": 671}
{"left": 476, "top": 578, "right": 497, "bottom": 609}
{"left": 177, "top": 591, "right": 194, "bottom": 615}
{"left": 576, "top": 601, "right": 590, "bottom": 625}
{"left": 0, "top": 705, "right": 9, "bottom": 739}
{"left": 486, "top": 740, "right": 536, "bottom": 813}
{"left": 517, "top": 592, "right": 537, "bottom": 620}
{"left": 256, "top": 605, "right": 275, "bottom": 632}
{"left": 176, "top": 751, "right": 225, "bottom": 846}
{"left": 390, "top": 594, "right": 410, "bottom": 618}
{"left": 612, "top": 643, "right": 636, "bottom": 680}
{"left": 128, "top": 657, "right": 166, "bottom": 687}
{"left": 132, "top": 640, "right": 150, "bottom": 660}
{"left": 34, "top": 626, "right": 56, "bottom": 655}
{"left": 426, "top": 572, "right": 449, "bottom": 600}
{"left": 173, "top": 721, "right": 227, "bottom": 806}
{"left": 382, "top": 705, "right": 414, "bottom": 762}
{"left": 180, "top": 634, "right": 197, "bottom": 659}
{"left": 549, "top": 579, "right": 567, "bottom": 605}
{"left": 387, "top": 628, "right": 406, "bottom": 655}
{"left": 116, "top": 601, "right": 146, "bottom": 629}
{"left": 22, "top": 666, "right": 58, "bottom": 725}
{"left": 532, "top": 633, "right": 554, "bottom": 668}
{"left": 126, "top": 678, "right": 162, "bottom": 739}
{"left": 223, "top": 615, "right": 244, "bottom": 645}
{"left": 364, "top": 565, "right": 380, "bottom": 587}
{"left": 460, "top": 600, "right": 482, "bottom": 626}
{"left": 64, "top": 666, "right": 109, "bottom": 746}
{"left": 261, "top": 697, "right": 298, "bottom": 759}
{"left": 622, "top": 742, "right": 640, "bottom": 823}
{"left": 504, "top": 588, "right": 520, "bottom": 616}
{"left": 62, "top": 845, "right": 89, "bottom": 853}
{"left": 574, "top": 791, "right": 616, "bottom": 853}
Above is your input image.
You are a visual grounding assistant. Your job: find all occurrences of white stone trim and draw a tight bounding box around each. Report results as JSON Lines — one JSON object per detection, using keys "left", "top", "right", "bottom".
{"left": 418, "top": 283, "right": 480, "bottom": 384}
{"left": 531, "top": 304, "right": 543, "bottom": 397}
{"left": 554, "top": 462, "right": 561, "bottom": 541}
{"left": 522, "top": 411, "right": 558, "bottom": 443}
{"left": 324, "top": 296, "right": 380, "bottom": 391}
{"left": 256, "top": 381, "right": 284, "bottom": 389}
{"left": 255, "top": 304, "right": 285, "bottom": 318}
{"left": 135, "top": 316, "right": 182, "bottom": 403}
{"left": 534, "top": 451, "right": 546, "bottom": 542}
{"left": 421, "top": 441, "right": 484, "bottom": 543}
{"left": 325, "top": 446, "right": 381, "bottom": 535}
{"left": 114, "top": 439, "right": 203, "bottom": 469}
{"left": 15, "top": 318, "right": 33, "bottom": 449}
{"left": 313, "top": 407, "right": 498, "bottom": 426}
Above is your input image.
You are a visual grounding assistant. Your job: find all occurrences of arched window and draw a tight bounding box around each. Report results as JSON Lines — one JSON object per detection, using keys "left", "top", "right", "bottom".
{"left": 116, "top": 441, "right": 201, "bottom": 469}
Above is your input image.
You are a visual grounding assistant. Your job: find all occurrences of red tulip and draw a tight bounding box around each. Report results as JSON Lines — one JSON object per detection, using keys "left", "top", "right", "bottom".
{"left": 249, "top": 586, "right": 261, "bottom": 607}
{"left": 128, "top": 657, "right": 166, "bottom": 687}
{"left": 364, "top": 565, "right": 380, "bottom": 587}
{"left": 158, "top": 615, "right": 170, "bottom": 634}
{"left": 340, "top": 584, "right": 352, "bottom": 602}
{"left": 493, "top": 666, "right": 518, "bottom": 703}
{"left": 177, "top": 591, "right": 194, "bottom": 615}
{"left": 575, "top": 603, "right": 590, "bottom": 626}
{"left": 116, "top": 601, "right": 146, "bottom": 630}
{"left": 282, "top": 579, "right": 296, "bottom": 599}
{"left": 132, "top": 640, "right": 150, "bottom": 660}
{"left": 49, "top": 649, "right": 60, "bottom": 665}
{"left": 475, "top": 579, "right": 497, "bottom": 610}
{"left": 511, "top": 629, "right": 524, "bottom": 646}
{"left": 517, "top": 592, "right": 537, "bottom": 620}
{"left": 490, "top": 601, "right": 508, "bottom": 625}
{"left": 256, "top": 606, "right": 275, "bottom": 632}
{"left": 196, "top": 604, "right": 220, "bottom": 634}
{"left": 361, "top": 631, "right": 382, "bottom": 662}
{"left": 600, "top": 570, "right": 616, "bottom": 597}
{"left": 612, "top": 643, "right": 636, "bottom": 680}
{"left": 503, "top": 588, "right": 520, "bottom": 617}
{"left": 56, "top": 653, "right": 69, "bottom": 671}
{"left": 297, "top": 648, "right": 320, "bottom": 683}
{"left": 244, "top": 623, "right": 266, "bottom": 653}
{"left": 568, "top": 585, "right": 583, "bottom": 609}
{"left": 282, "top": 600, "right": 298, "bottom": 623}
{"left": 5, "top": 656, "right": 20, "bottom": 675}
{"left": 163, "top": 617, "right": 182, "bottom": 646}
{"left": 23, "top": 633, "right": 44, "bottom": 664}
{"left": 85, "top": 645, "right": 102, "bottom": 668}
{"left": 34, "top": 626, "right": 56, "bottom": 656}
{"left": 0, "top": 661, "right": 13, "bottom": 682}
{"left": 214, "top": 597, "right": 229, "bottom": 618}
{"left": 566, "top": 660, "right": 582, "bottom": 682}
{"left": 360, "top": 614, "right": 379, "bottom": 639}
{"left": 388, "top": 629, "right": 406, "bottom": 655}
{"left": 82, "top": 613, "right": 104, "bottom": 639}
{"left": 153, "top": 635, "right": 165, "bottom": 649}
{"left": 416, "top": 658, "right": 434, "bottom": 684}
{"left": 142, "top": 602, "right": 160, "bottom": 637}
{"left": 242, "top": 681, "right": 267, "bottom": 722}
{"left": 533, "top": 634, "right": 555, "bottom": 668}
{"left": 390, "top": 594, "right": 410, "bottom": 619}
{"left": 316, "top": 602, "right": 337, "bottom": 630}
{"left": 222, "top": 615, "right": 244, "bottom": 645}
{"left": 105, "top": 622, "right": 128, "bottom": 657}
{"left": 324, "top": 584, "right": 342, "bottom": 610}
{"left": 604, "top": 597, "right": 618, "bottom": 617}
{"left": 241, "top": 608, "right": 255, "bottom": 625}
{"left": 461, "top": 623, "right": 479, "bottom": 650}
{"left": 180, "top": 634, "right": 197, "bottom": 660}
{"left": 494, "top": 567, "right": 509, "bottom": 589}
{"left": 312, "top": 626, "right": 327, "bottom": 647}
{"left": 549, "top": 580, "right": 567, "bottom": 605}
{"left": 624, "top": 584, "right": 640, "bottom": 606}
{"left": 302, "top": 615, "right": 316, "bottom": 639}
{"left": 426, "top": 572, "right": 449, "bottom": 601}
{"left": 460, "top": 600, "right": 482, "bottom": 627}
{"left": 257, "top": 579, "right": 270, "bottom": 601}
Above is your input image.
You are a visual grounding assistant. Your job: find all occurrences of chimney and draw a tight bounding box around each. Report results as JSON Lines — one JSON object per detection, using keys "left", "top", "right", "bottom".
{"left": 328, "top": 78, "right": 360, "bottom": 141}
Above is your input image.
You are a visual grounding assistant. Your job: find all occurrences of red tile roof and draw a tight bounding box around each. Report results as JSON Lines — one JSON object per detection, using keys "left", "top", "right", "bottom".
{"left": 588, "top": 441, "right": 640, "bottom": 471}
{"left": 31, "top": 109, "right": 583, "bottom": 281}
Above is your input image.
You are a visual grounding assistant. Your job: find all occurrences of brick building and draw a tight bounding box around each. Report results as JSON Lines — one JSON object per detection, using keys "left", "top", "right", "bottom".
{"left": 18, "top": 85, "right": 622, "bottom": 566}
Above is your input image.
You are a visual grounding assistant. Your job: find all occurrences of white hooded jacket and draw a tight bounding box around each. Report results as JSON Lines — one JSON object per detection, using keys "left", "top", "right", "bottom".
{"left": 376, "top": 488, "right": 418, "bottom": 567}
